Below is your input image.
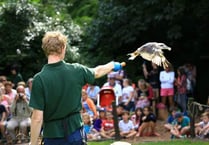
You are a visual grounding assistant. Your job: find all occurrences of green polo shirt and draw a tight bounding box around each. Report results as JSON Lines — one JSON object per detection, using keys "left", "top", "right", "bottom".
{"left": 29, "top": 60, "right": 95, "bottom": 138}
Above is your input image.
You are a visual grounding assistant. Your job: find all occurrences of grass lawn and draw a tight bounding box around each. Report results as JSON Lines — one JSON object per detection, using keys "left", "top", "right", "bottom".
{"left": 87, "top": 140, "right": 209, "bottom": 145}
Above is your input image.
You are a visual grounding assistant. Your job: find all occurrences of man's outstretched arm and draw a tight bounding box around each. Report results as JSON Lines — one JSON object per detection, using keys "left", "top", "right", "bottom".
{"left": 94, "top": 61, "right": 125, "bottom": 78}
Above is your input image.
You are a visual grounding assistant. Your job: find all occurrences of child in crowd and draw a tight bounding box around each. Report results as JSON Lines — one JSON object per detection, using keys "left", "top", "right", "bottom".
{"left": 100, "top": 111, "right": 115, "bottom": 139}
{"left": 131, "top": 108, "right": 143, "bottom": 131}
{"left": 82, "top": 89, "right": 98, "bottom": 119}
{"left": 136, "top": 79, "right": 153, "bottom": 104}
{"left": 164, "top": 107, "right": 178, "bottom": 131}
{"left": 120, "top": 78, "right": 135, "bottom": 111}
{"left": 83, "top": 113, "right": 100, "bottom": 140}
{"left": 119, "top": 110, "right": 137, "bottom": 139}
{"left": 117, "top": 105, "right": 124, "bottom": 121}
{"left": 135, "top": 93, "right": 150, "bottom": 109}
{"left": 92, "top": 108, "right": 106, "bottom": 133}
{"left": 83, "top": 113, "right": 93, "bottom": 139}
{"left": 0, "top": 104, "right": 7, "bottom": 142}
{"left": 136, "top": 106, "right": 159, "bottom": 137}
{"left": 170, "top": 112, "right": 190, "bottom": 138}
{"left": 195, "top": 112, "right": 209, "bottom": 138}
{"left": 0, "top": 83, "right": 11, "bottom": 112}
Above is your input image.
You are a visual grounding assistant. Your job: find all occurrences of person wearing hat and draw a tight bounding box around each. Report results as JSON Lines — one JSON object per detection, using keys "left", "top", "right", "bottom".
{"left": 170, "top": 112, "right": 190, "bottom": 138}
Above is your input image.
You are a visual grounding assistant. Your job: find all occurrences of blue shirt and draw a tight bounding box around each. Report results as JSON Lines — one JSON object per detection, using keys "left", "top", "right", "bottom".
{"left": 86, "top": 86, "right": 100, "bottom": 100}
{"left": 167, "top": 115, "right": 175, "bottom": 124}
{"left": 84, "top": 125, "right": 91, "bottom": 134}
{"left": 180, "top": 116, "right": 190, "bottom": 127}
{"left": 173, "top": 116, "right": 190, "bottom": 128}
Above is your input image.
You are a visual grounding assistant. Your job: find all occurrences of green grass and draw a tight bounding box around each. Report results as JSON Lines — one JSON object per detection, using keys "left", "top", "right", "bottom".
{"left": 87, "top": 140, "right": 209, "bottom": 145}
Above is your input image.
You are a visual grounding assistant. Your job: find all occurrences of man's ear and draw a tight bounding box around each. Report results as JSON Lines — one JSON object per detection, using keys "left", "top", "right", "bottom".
{"left": 61, "top": 45, "right": 66, "bottom": 53}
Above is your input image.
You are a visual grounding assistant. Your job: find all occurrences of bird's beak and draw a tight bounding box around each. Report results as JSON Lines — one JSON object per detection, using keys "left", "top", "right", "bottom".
{"left": 164, "top": 46, "right": 171, "bottom": 51}
{"left": 167, "top": 47, "right": 171, "bottom": 51}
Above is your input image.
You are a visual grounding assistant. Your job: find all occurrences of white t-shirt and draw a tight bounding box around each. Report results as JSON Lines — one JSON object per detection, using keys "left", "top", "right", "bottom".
{"left": 159, "top": 71, "right": 175, "bottom": 88}
{"left": 119, "top": 120, "right": 134, "bottom": 132}
{"left": 122, "top": 86, "right": 134, "bottom": 103}
{"left": 198, "top": 121, "right": 209, "bottom": 128}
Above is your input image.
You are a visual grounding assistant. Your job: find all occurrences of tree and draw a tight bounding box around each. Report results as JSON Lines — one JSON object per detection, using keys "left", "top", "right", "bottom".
{"left": 82, "top": 0, "right": 208, "bottom": 80}
{"left": 0, "top": 0, "right": 82, "bottom": 80}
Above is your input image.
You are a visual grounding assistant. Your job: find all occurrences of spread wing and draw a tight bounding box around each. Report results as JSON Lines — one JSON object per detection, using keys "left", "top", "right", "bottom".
{"left": 128, "top": 42, "right": 171, "bottom": 68}
{"left": 151, "top": 51, "right": 171, "bottom": 69}
{"left": 151, "top": 51, "right": 163, "bottom": 66}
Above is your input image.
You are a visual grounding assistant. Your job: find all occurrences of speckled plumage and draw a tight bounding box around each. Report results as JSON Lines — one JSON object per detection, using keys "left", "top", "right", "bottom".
{"left": 128, "top": 42, "right": 171, "bottom": 69}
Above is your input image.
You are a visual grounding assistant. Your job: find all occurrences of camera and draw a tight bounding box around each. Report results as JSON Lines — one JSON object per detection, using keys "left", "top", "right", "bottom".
{"left": 18, "top": 93, "right": 24, "bottom": 99}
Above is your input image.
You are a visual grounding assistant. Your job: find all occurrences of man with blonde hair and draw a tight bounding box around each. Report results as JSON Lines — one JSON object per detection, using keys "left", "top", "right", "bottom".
{"left": 29, "top": 31, "right": 124, "bottom": 145}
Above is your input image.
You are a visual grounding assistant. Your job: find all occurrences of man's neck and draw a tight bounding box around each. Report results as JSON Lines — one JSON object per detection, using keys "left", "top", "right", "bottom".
{"left": 48, "top": 55, "right": 62, "bottom": 64}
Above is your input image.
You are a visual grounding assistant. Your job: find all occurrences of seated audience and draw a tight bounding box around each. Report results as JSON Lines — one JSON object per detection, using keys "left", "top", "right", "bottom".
{"left": 135, "top": 93, "right": 150, "bottom": 109}
{"left": 170, "top": 112, "right": 190, "bottom": 138}
{"left": 7, "top": 85, "right": 32, "bottom": 144}
{"left": 0, "top": 76, "right": 7, "bottom": 85}
{"left": 0, "top": 104, "right": 7, "bottom": 142}
{"left": 164, "top": 107, "right": 178, "bottom": 131}
{"left": 25, "top": 78, "right": 33, "bottom": 100}
{"left": 117, "top": 104, "right": 124, "bottom": 121}
{"left": 83, "top": 113, "right": 92, "bottom": 138}
{"left": 100, "top": 111, "right": 115, "bottom": 139}
{"left": 136, "top": 79, "right": 153, "bottom": 102}
{"left": 4, "top": 81, "right": 16, "bottom": 102}
{"left": 92, "top": 108, "right": 106, "bottom": 133}
{"left": 82, "top": 113, "right": 100, "bottom": 140}
{"left": 195, "top": 112, "right": 209, "bottom": 139}
{"left": 119, "top": 110, "right": 137, "bottom": 139}
{"left": 82, "top": 89, "right": 98, "bottom": 119}
{"left": 86, "top": 83, "right": 100, "bottom": 105}
{"left": 131, "top": 107, "right": 143, "bottom": 131}
{"left": 0, "top": 83, "right": 11, "bottom": 112}
{"left": 137, "top": 106, "right": 159, "bottom": 137}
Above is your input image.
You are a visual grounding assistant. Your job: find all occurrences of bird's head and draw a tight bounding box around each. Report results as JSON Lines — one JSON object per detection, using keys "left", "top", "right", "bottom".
{"left": 156, "top": 43, "right": 171, "bottom": 51}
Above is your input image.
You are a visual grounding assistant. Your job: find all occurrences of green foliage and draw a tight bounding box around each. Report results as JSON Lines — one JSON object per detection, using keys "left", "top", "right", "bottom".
{"left": 82, "top": 0, "right": 209, "bottom": 83}
{"left": 0, "top": 0, "right": 209, "bottom": 92}
{"left": 0, "top": 0, "right": 40, "bottom": 74}
{"left": 0, "top": 0, "right": 82, "bottom": 80}
{"left": 66, "top": 0, "right": 98, "bottom": 26}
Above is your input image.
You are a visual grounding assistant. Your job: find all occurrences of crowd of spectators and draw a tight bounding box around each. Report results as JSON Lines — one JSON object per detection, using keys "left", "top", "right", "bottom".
{"left": 0, "top": 73, "right": 33, "bottom": 144}
{"left": 0, "top": 61, "right": 208, "bottom": 143}
{"left": 80, "top": 62, "right": 208, "bottom": 141}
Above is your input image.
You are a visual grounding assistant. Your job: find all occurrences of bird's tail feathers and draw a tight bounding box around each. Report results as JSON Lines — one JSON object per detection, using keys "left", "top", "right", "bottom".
{"left": 127, "top": 51, "right": 139, "bottom": 60}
